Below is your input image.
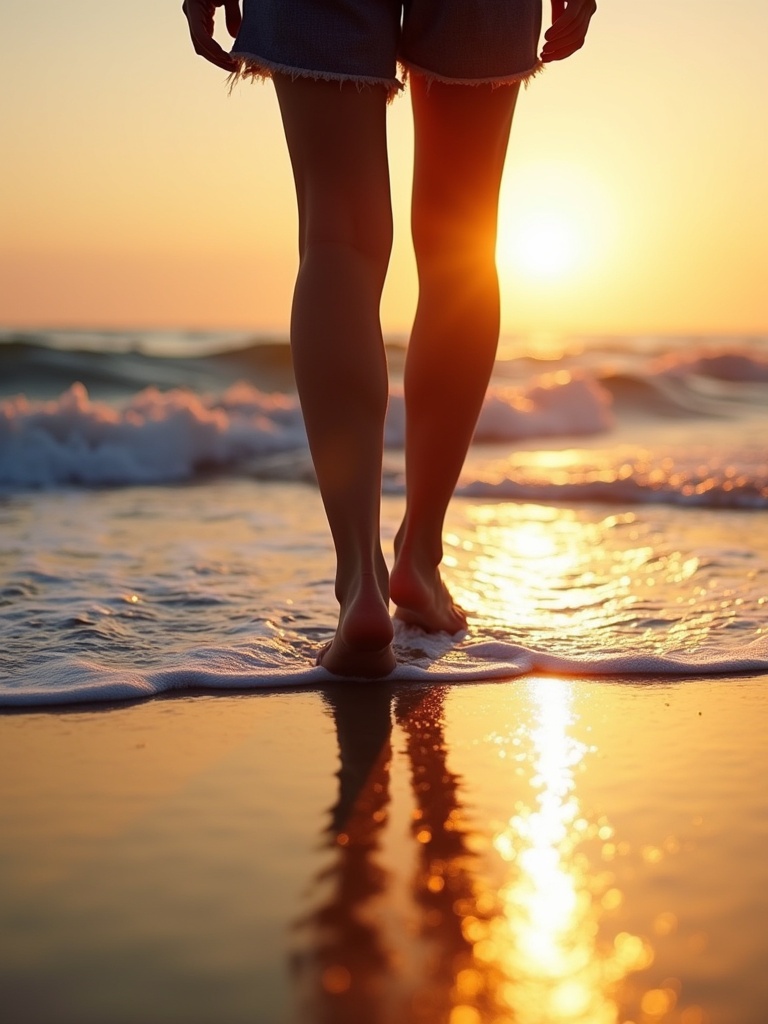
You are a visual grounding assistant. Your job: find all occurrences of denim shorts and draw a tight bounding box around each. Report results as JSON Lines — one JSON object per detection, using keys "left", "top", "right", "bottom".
{"left": 230, "top": 0, "right": 543, "bottom": 98}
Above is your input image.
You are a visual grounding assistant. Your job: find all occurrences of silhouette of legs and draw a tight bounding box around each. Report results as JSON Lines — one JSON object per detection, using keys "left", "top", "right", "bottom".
{"left": 275, "top": 74, "right": 520, "bottom": 671}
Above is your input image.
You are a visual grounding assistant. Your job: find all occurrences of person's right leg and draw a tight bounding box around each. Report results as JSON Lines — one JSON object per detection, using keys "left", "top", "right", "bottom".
{"left": 390, "top": 76, "right": 520, "bottom": 632}
{"left": 273, "top": 75, "right": 396, "bottom": 677}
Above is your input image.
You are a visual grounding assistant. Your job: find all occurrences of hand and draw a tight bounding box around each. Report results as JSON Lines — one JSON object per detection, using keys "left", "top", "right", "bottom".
{"left": 541, "top": 0, "right": 597, "bottom": 63}
{"left": 182, "top": 0, "right": 242, "bottom": 72}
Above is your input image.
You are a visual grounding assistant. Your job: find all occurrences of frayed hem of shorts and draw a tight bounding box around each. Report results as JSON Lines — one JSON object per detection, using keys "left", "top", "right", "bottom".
{"left": 399, "top": 58, "right": 544, "bottom": 89}
{"left": 228, "top": 54, "right": 403, "bottom": 102}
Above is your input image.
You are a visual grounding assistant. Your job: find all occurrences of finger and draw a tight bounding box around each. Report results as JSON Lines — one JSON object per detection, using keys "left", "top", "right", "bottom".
{"left": 188, "top": 28, "right": 239, "bottom": 72}
{"left": 194, "top": 37, "right": 239, "bottom": 72}
{"left": 183, "top": 0, "right": 214, "bottom": 46}
{"left": 543, "top": 12, "right": 591, "bottom": 52}
{"left": 551, "top": 0, "right": 566, "bottom": 23}
{"left": 183, "top": 0, "right": 213, "bottom": 30}
{"left": 541, "top": 24, "right": 590, "bottom": 62}
{"left": 544, "top": 1, "right": 594, "bottom": 42}
{"left": 541, "top": 39, "right": 584, "bottom": 62}
{"left": 222, "top": 0, "right": 242, "bottom": 38}
{"left": 183, "top": 0, "right": 239, "bottom": 71}
{"left": 541, "top": 4, "right": 595, "bottom": 59}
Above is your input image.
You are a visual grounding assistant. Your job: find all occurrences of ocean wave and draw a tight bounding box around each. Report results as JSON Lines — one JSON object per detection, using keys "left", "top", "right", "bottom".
{"left": 0, "top": 335, "right": 297, "bottom": 399}
{"left": 653, "top": 348, "right": 768, "bottom": 382}
{"left": 599, "top": 371, "right": 739, "bottom": 418}
{"left": 0, "top": 373, "right": 613, "bottom": 489}
{"left": 0, "top": 382, "right": 307, "bottom": 487}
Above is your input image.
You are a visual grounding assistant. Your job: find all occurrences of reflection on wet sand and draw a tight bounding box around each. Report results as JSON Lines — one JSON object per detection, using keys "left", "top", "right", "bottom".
{"left": 291, "top": 683, "right": 395, "bottom": 1024}
{"left": 292, "top": 680, "right": 663, "bottom": 1024}
{"left": 395, "top": 687, "right": 503, "bottom": 1024}
{"left": 491, "top": 678, "right": 653, "bottom": 1023}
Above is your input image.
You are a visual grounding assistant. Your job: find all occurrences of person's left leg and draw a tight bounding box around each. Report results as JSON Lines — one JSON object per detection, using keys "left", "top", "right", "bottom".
{"left": 273, "top": 75, "right": 396, "bottom": 677}
{"left": 391, "top": 77, "right": 520, "bottom": 632}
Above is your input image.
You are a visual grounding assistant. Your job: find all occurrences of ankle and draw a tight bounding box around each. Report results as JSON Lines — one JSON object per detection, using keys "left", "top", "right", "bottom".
{"left": 334, "top": 555, "right": 390, "bottom": 604}
{"left": 393, "top": 530, "right": 443, "bottom": 574}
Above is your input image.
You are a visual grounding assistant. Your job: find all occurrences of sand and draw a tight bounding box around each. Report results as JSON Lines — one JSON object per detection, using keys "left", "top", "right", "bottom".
{"left": 2, "top": 676, "right": 768, "bottom": 1024}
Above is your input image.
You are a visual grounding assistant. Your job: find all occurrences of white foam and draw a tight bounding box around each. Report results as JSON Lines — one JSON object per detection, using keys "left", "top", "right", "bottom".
{"left": 3, "top": 629, "right": 768, "bottom": 706}
{"left": 0, "top": 382, "right": 307, "bottom": 487}
{"left": 475, "top": 372, "right": 612, "bottom": 441}
{"left": 0, "top": 374, "right": 613, "bottom": 489}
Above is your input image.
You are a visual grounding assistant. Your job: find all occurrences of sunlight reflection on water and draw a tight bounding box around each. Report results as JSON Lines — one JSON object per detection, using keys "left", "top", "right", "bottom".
{"left": 445, "top": 501, "right": 768, "bottom": 658}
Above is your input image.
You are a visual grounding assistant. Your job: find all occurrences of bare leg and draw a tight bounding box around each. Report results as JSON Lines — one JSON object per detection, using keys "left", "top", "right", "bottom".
{"left": 274, "top": 76, "right": 396, "bottom": 677}
{"left": 391, "top": 77, "right": 520, "bottom": 632}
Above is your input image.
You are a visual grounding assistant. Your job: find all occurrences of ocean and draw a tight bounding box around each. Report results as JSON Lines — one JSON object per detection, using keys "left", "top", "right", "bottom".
{"left": 2, "top": 329, "right": 768, "bottom": 705}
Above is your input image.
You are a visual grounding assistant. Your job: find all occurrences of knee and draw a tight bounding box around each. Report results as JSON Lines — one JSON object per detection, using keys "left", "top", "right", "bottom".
{"left": 299, "top": 199, "right": 393, "bottom": 285}
{"left": 413, "top": 207, "right": 497, "bottom": 281}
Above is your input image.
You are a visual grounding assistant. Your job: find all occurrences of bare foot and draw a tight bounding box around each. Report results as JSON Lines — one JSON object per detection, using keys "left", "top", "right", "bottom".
{"left": 390, "top": 557, "right": 468, "bottom": 634}
{"left": 317, "top": 572, "right": 396, "bottom": 678}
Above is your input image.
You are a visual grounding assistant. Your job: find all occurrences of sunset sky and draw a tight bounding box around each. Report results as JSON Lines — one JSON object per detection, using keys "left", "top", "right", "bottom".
{"left": 1, "top": 1, "right": 766, "bottom": 336}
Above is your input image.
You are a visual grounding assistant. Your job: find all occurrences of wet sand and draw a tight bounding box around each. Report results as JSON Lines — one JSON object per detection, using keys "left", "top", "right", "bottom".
{"left": 2, "top": 677, "right": 768, "bottom": 1024}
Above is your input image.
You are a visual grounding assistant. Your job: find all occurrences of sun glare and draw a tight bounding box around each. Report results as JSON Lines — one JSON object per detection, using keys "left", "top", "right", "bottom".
{"left": 495, "top": 161, "right": 616, "bottom": 292}
{"left": 505, "top": 215, "right": 578, "bottom": 279}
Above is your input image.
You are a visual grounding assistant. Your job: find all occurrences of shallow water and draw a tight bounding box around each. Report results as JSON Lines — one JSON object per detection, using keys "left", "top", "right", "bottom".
{"left": 3, "top": 329, "right": 768, "bottom": 704}
{"left": 2, "top": 482, "right": 768, "bottom": 702}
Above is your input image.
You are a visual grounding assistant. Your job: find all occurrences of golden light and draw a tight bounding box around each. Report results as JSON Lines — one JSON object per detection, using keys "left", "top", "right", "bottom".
{"left": 464, "top": 504, "right": 586, "bottom": 630}
{"left": 482, "top": 678, "right": 656, "bottom": 1024}
{"left": 503, "top": 213, "right": 579, "bottom": 279}
{"left": 495, "top": 159, "right": 617, "bottom": 289}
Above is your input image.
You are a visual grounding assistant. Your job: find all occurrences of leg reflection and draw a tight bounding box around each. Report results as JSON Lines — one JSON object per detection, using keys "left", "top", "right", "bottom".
{"left": 395, "top": 687, "right": 502, "bottom": 1024}
{"left": 291, "top": 683, "right": 395, "bottom": 1024}
{"left": 292, "top": 684, "right": 501, "bottom": 1024}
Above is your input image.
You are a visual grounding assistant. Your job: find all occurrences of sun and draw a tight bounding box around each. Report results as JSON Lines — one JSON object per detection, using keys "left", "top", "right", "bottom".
{"left": 494, "top": 160, "right": 615, "bottom": 289}
{"left": 512, "top": 215, "right": 579, "bottom": 278}
{"left": 497, "top": 211, "right": 581, "bottom": 282}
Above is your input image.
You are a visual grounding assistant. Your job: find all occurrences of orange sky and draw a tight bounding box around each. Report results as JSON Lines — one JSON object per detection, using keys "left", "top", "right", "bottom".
{"left": 1, "top": 1, "right": 766, "bottom": 335}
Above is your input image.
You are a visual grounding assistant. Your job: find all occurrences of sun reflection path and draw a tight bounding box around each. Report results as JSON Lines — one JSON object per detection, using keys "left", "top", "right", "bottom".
{"left": 447, "top": 500, "right": 742, "bottom": 660}
{"left": 488, "top": 678, "right": 652, "bottom": 1024}
{"left": 455, "top": 505, "right": 650, "bottom": 648}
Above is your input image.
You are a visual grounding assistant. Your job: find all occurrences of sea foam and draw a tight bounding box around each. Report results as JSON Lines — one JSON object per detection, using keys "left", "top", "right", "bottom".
{"left": 3, "top": 628, "right": 768, "bottom": 706}
{"left": 0, "top": 374, "right": 612, "bottom": 489}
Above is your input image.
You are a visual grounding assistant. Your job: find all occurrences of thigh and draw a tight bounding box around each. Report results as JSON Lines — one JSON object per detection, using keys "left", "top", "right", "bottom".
{"left": 410, "top": 77, "right": 520, "bottom": 250}
{"left": 274, "top": 76, "right": 393, "bottom": 262}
